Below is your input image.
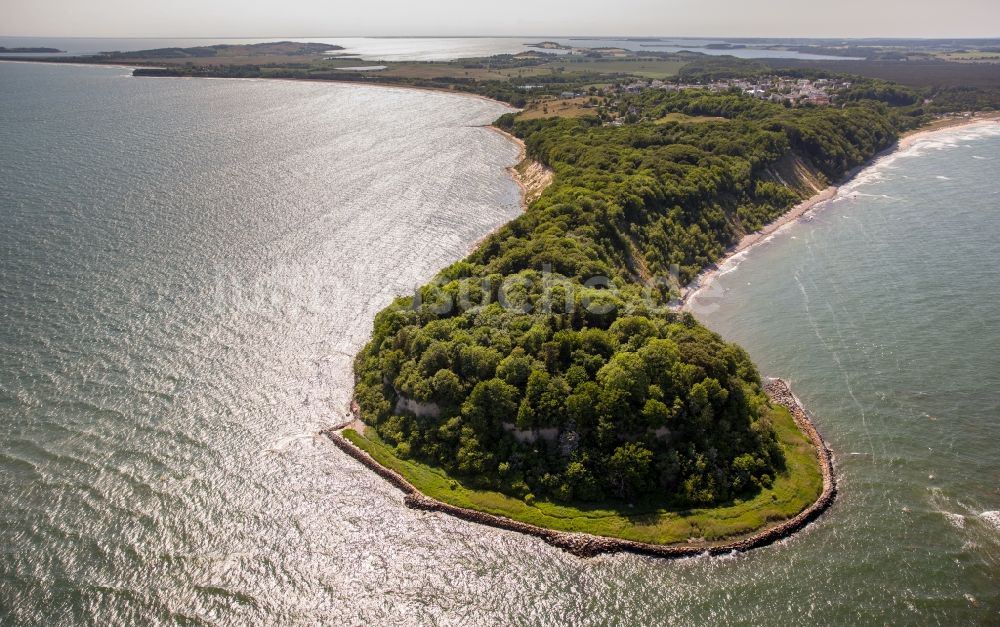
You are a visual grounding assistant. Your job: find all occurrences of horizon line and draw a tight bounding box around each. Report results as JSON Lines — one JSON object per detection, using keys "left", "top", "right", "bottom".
{"left": 3, "top": 33, "right": 1000, "bottom": 41}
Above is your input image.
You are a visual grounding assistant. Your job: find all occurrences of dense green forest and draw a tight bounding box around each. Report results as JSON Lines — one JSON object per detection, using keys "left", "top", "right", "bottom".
{"left": 353, "top": 90, "right": 906, "bottom": 507}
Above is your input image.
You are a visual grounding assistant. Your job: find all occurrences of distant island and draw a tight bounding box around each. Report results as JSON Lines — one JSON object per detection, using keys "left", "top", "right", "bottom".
{"left": 704, "top": 42, "right": 747, "bottom": 50}
{"left": 95, "top": 41, "right": 342, "bottom": 60}
{"left": 0, "top": 47, "right": 63, "bottom": 53}
{"left": 525, "top": 41, "right": 573, "bottom": 50}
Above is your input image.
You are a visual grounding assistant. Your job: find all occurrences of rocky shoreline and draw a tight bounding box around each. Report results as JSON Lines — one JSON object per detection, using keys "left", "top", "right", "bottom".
{"left": 324, "top": 377, "right": 836, "bottom": 558}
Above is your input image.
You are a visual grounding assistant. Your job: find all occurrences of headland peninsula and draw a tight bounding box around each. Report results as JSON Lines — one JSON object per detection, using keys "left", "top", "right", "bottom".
{"left": 13, "top": 38, "right": 1000, "bottom": 553}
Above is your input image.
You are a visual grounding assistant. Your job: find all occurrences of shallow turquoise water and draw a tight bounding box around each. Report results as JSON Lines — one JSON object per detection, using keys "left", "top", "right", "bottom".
{"left": 690, "top": 123, "right": 1000, "bottom": 622}
{"left": 2, "top": 61, "right": 999, "bottom": 624}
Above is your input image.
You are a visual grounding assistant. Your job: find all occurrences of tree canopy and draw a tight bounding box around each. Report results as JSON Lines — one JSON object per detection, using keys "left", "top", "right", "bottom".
{"left": 354, "top": 89, "right": 905, "bottom": 506}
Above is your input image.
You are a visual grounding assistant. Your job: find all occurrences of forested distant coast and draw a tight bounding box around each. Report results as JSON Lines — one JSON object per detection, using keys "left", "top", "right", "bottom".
{"left": 0, "top": 47, "right": 63, "bottom": 53}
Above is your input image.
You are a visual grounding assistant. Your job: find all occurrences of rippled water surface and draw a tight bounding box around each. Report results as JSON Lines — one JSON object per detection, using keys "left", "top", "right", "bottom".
{"left": 690, "top": 123, "right": 1000, "bottom": 623}
{"left": 2, "top": 62, "right": 1000, "bottom": 625}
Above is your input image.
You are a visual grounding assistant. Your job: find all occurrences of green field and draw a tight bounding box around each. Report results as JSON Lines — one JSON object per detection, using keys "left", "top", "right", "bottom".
{"left": 939, "top": 51, "right": 1000, "bottom": 63}
{"left": 343, "top": 404, "right": 823, "bottom": 545}
{"left": 554, "top": 58, "right": 688, "bottom": 78}
{"left": 377, "top": 61, "right": 558, "bottom": 81}
{"left": 518, "top": 96, "right": 600, "bottom": 120}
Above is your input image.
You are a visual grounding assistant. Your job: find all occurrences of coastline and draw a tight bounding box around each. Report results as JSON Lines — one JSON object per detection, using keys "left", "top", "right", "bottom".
{"left": 0, "top": 57, "right": 514, "bottom": 105}
{"left": 485, "top": 125, "right": 555, "bottom": 209}
{"left": 2, "top": 57, "right": 550, "bottom": 215}
{"left": 460, "top": 126, "right": 553, "bottom": 255}
{"left": 0, "top": 58, "right": 152, "bottom": 72}
{"left": 324, "top": 377, "right": 835, "bottom": 559}
{"left": 680, "top": 114, "right": 1000, "bottom": 309}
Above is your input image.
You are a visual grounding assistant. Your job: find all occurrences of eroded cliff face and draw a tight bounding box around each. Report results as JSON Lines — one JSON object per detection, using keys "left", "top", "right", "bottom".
{"left": 394, "top": 395, "right": 441, "bottom": 418}
{"left": 764, "top": 152, "right": 827, "bottom": 199}
{"left": 512, "top": 159, "right": 555, "bottom": 206}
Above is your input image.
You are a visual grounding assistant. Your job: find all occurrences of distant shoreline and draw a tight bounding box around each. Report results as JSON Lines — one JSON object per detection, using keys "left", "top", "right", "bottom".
{"left": 0, "top": 47, "right": 63, "bottom": 54}
{"left": 681, "top": 114, "right": 1000, "bottom": 309}
{"left": 0, "top": 56, "right": 518, "bottom": 106}
{"left": 1, "top": 57, "right": 543, "bottom": 209}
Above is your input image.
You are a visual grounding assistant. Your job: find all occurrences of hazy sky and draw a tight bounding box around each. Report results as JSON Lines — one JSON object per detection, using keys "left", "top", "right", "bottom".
{"left": 2, "top": 0, "right": 998, "bottom": 39}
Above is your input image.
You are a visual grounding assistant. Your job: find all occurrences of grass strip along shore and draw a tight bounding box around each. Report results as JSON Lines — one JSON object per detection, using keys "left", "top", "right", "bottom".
{"left": 327, "top": 378, "right": 833, "bottom": 557}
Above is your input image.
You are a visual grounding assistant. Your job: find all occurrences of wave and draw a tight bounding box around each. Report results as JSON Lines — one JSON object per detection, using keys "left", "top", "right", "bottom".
{"left": 716, "top": 248, "right": 751, "bottom": 276}
{"left": 835, "top": 121, "right": 1000, "bottom": 200}
{"left": 838, "top": 168, "right": 889, "bottom": 196}
{"left": 942, "top": 511, "right": 966, "bottom": 529}
{"left": 262, "top": 431, "right": 317, "bottom": 454}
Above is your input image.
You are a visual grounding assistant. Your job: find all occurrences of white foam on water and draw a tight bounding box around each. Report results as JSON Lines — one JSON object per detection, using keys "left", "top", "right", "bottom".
{"left": 716, "top": 249, "right": 750, "bottom": 276}
{"left": 263, "top": 431, "right": 317, "bottom": 454}
{"left": 839, "top": 168, "right": 888, "bottom": 195}
{"left": 980, "top": 511, "right": 1000, "bottom": 531}
{"left": 828, "top": 121, "right": 1000, "bottom": 205}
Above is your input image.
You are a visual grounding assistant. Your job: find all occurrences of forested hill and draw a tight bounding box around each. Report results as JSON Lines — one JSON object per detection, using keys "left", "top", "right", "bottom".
{"left": 489, "top": 90, "right": 904, "bottom": 282}
{"left": 353, "top": 91, "right": 905, "bottom": 507}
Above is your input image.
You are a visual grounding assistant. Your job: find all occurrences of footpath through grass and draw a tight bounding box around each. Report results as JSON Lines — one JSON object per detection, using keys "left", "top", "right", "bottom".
{"left": 344, "top": 405, "right": 823, "bottom": 545}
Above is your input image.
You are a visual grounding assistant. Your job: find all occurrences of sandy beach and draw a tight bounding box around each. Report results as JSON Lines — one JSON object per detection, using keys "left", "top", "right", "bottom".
{"left": 457, "top": 125, "right": 554, "bottom": 255}
{"left": 681, "top": 113, "right": 1000, "bottom": 309}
